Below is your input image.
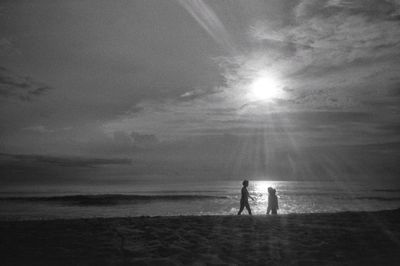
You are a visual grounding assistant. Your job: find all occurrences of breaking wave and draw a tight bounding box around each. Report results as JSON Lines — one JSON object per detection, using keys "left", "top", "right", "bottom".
{"left": 0, "top": 194, "right": 228, "bottom": 206}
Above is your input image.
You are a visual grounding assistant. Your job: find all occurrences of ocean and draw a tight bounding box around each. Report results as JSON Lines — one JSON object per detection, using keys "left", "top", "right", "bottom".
{"left": 0, "top": 180, "right": 399, "bottom": 220}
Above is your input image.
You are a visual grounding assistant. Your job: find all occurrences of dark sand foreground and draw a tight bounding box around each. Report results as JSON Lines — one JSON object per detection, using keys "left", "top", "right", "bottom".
{"left": 1, "top": 209, "right": 399, "bottom": 266}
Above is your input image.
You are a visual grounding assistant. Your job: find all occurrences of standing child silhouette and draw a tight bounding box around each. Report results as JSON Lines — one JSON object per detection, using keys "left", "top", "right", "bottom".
{"left": 237, "top": 180, "right": 254, "bottom": 215}
{"left": 267, "top": 187, "right": 279, "bottom": 215}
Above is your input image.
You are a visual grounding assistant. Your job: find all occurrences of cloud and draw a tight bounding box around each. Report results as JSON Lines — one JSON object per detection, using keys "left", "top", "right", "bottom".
{"left": 98, "top": 0, "right": 400, "bottom": 144}
{"left": 112, "top": 130, "right": 159, "bottom": 146}
{"left": 294, "top": 0, "right": 321, "bottom": 19}
{"left": 252, "top": 1, "right": 400, "bottom": 66}
{"left": 130, "top": 131, "right": 159, "bottom": 146}
{"left": 23, "top": 125, "right": 54, "bottom": 133}
{"left": 0, "top": 67, "right": 53, "bottom": 101}
{"left": 73, "top": 130, "right": 160, "bottom": 155}
{"left": 0, "top": 153, "right": 131, "bottom": 168}
{"left": 0, "top": 38, "right": 20, "bottom": 56}
{"left": 0, "top": 152, "right": 133, "bottom": 185}
{"left": 224, "top": 0, "right": 400, "bottom": 109}
{"left": 179, "top": 86, "right": 221, "bottom": 101}
{"left": 296, "top": 0, "right": 400, "bottom": 19}
{"left": 1, "top": 0, "right": 399, "bottom": 162}
{"left": 2, "top": 136, "right": 400, "bottom": 184}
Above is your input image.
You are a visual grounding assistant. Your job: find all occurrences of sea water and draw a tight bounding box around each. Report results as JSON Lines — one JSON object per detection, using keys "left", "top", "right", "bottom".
{"left": 0, "top": 180, "right": 399, "bottom": 220}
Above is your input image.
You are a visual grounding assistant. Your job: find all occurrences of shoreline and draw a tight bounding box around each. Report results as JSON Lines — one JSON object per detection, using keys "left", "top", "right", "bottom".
{"left": 1, "top": 208, "right": 399, "bottom": 265}
{"left": 1, "top": 207, "right": 400, "bottom": 222}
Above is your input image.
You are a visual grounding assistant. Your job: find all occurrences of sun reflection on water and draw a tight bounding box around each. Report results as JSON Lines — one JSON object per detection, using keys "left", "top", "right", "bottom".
{"left": 248, "top": 180, "right": 282, "bottom": 214}
{"left": 252, "top": 180, "right": 279, "bottom": 194}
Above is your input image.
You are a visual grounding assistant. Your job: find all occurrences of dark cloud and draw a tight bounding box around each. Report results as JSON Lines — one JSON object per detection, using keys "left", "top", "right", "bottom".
{"left": 1, "top": 137, "right": 399, "bottom": 185}
{"left": 0, "top": 153, "right": 131, "bottom": 168}
{"left": 0, "top": 67, "right": 53, "bottom": 101}
{"left": 296, "top": 0, "right": 400, "bottom": 20}
{"left": 0, "top": 153, "right": 132, "bottom": 186}
{"left": 129, "top": 135, "right": 400, "bottom": 181}
{"left": 131, "top": 131, "right": 159, "bottom": 146}
{"left": 113, "top": 131, "right": 132, "bottom": 144}
{"left": 72, "top": 130, "right": 160, "bottom": 156}
{"left": 112, "top": 130, "right": 159, "bottom": 147}
{"left": 376, "top": 123, "right": 400, "bottom": 134}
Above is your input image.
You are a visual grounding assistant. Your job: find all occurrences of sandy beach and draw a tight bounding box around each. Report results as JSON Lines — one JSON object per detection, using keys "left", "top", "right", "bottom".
{"left": 1, "top": 209, "right": 399, "bottom": 265}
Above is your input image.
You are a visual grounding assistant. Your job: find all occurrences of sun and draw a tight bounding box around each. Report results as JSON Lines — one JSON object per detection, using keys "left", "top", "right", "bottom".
{"left": 248, "top": 76, "right": 283, "bottom": 101}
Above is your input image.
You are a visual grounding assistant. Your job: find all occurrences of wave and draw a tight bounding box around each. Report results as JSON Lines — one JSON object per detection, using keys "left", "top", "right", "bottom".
{"left": 355, "top": 196, "right": 400, "bottom": 202}
{"left": 373, "top": 189, "right": 400, "bottom": 192}
{"left": 0, "top": 194, "right": 228, "bottom": 206}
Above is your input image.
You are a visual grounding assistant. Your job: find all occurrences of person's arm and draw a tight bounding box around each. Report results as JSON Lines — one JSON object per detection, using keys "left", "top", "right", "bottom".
{"left": 247, "top": 189, "right": 255, "bottom": 201}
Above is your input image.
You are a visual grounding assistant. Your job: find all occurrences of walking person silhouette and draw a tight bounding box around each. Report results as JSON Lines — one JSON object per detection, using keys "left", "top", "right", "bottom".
{"left": 237, "top": 180, "right": 254, "bottom": 215}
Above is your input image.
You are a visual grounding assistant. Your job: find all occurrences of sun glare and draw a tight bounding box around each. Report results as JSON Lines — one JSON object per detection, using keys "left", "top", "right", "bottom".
{"left": 248, "top": 76, "right": 283, "bottom": 101}
{"left": 253, "top": 181, "right": 273, "bottom": 193}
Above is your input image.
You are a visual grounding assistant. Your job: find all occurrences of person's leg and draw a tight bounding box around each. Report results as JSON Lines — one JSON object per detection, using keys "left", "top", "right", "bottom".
{"left": 245, "top": 202, "right": 252, "bottom": 215}
{"left": 267, "top": 206, "right": 271, "bottom": 215}
{"left": 271, "top": 209, "right": 277, "bottom": 215}
{"left": 238, "top": 201, "right": 244, "bottom": 215}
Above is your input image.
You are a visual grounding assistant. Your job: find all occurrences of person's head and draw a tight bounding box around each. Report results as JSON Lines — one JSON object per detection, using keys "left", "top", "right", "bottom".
{"left": 272, "top": 188, "right": 276, "bottom": 195}
{"left": 268, "top": 187, "right": 273, "bottom": 194}
{"left": 242, "top": 180, "right": 249, "bottom": 187}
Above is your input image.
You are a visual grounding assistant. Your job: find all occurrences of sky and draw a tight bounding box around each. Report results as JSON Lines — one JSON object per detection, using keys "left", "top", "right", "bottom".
{"left": 1, "top": 0, "right": 400, "bottom": 185}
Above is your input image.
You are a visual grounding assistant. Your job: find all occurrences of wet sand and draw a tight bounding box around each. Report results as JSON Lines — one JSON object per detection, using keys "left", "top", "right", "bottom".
{"left": 1, "top": 209, "right": 399, "bottom": 265}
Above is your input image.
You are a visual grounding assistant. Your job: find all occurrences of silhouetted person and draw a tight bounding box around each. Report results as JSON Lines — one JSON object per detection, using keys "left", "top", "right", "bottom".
{"left": 267, "top": 187, "right": 279, "bottom": 215}
{"left": 237, "top": 179, "right": 254, "bottom": 215}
